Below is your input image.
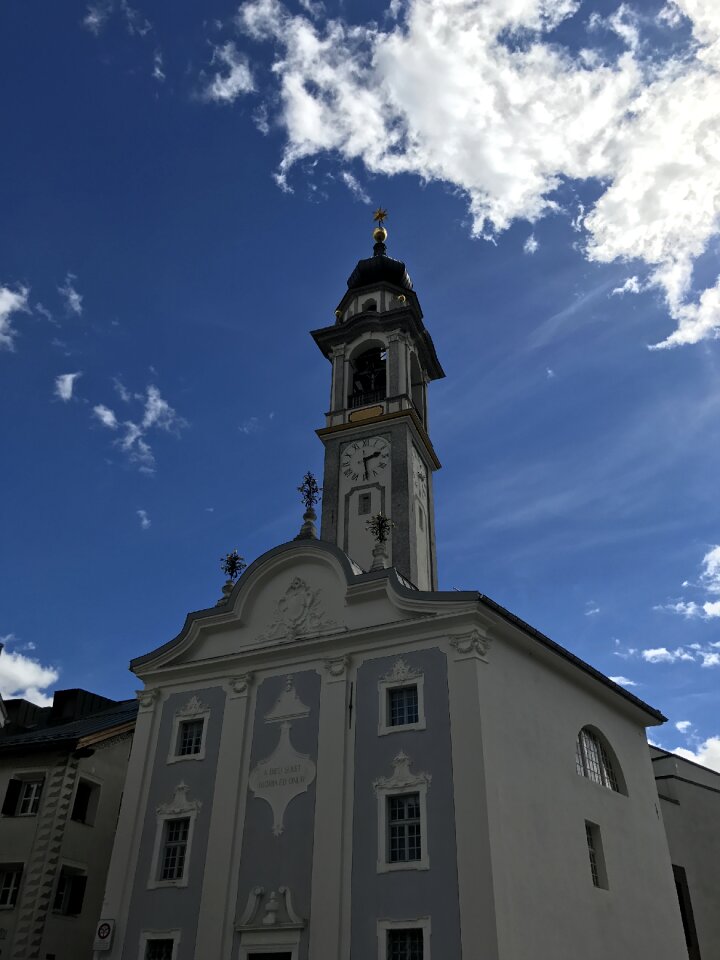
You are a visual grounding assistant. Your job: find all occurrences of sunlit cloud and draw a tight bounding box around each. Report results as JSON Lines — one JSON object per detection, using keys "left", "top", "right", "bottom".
{"left": 54, "top": 372, "right": 82, "bottom": 402}
{"left": 0, "top": 285, "right": 29, "bottom": 351}
{"left": 58, "top": 273, "right": 83, "bottom": 316}
{"left": 233, "top": 0, "right": 720, "bottom": 348}
{"left": 202, "top": 41, "right": 254, "bottom": 103}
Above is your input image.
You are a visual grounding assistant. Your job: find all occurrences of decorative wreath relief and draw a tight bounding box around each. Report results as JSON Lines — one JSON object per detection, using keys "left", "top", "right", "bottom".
{"left": 257, "top": 577, "right": 337, "bottom": 642}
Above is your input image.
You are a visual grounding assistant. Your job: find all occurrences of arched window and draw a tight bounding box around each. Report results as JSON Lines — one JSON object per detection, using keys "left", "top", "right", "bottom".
{"left": 362, "top": 298, "right": 378, "bottom": 312}
{"left": 348, "top": 345, "right": 387, "bottom": 408}
{"left": 575, "top": 728, "right": 620, "bottom": 792}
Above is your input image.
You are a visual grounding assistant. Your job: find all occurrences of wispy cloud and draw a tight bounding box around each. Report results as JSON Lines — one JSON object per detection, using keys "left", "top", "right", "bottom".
{"left": 239, "top": 416, "right": 260, "bottom": 435}
{"left": 654, "top": 545, "right": 720, "bottom": 620}
{"left": 608, "top": 675, "right": 638, "bottom": 687}
{"left": 136, "top": 509, "right": 151, "bottom": 530}
{"left": 54, "top": 372, "right": 82, "bottom": 402}
{"left": 340, "top": 171, "right": 371, "bottom": 205}
{"left": 584, "top": 601, "right": 600, "bottom": 617}
{"left": 58, "top": 273, "right": 83, "bottom": 316}
{"left": 0, "top": 285, "right": 30, "bottom": 351}
{"left": 611, "top": 276, "right": 641, "bottom": 296}
{"left": 523, "top": 234, "right": 538, "bottom": 255}
{"left": 152, "top": 50, "right": 165, "bottom": 82}
{"left": 92, "top": 384, "right": 187, "bottom": 474}
{"left": 202, "top": 42, "right": 254, "bottom": 103}
{"left": 675, "top": 720, "right": 692, "bottom": 734}
{"left": 0, "top": 641, "right": 59, "bottom": 707}
{"left": 82, "top": 1, "right": 112, "bottom": 34}
{"left": 82, "top": 0, "right": 151, "bottom": 37}
{"left": 93, "top": 404, "right": 119, "bottom": 429}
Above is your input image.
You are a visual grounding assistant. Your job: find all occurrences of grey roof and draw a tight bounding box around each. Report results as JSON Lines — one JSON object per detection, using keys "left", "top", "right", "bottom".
{"left": 0, "top": 698, "right": 138, "bottom": 752}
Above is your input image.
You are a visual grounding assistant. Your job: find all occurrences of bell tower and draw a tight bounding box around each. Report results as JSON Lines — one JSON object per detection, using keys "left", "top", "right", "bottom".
{"left": 311, "top": 212, "right": 445, "bottom": 589}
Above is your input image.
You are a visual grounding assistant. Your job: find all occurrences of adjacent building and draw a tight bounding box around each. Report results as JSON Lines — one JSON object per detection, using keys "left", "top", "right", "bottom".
{"left": 89, "top": 218, "right": 720, "bottom": 960}
{"left": 0, "top": 689, "right": 137, "bottom": 960}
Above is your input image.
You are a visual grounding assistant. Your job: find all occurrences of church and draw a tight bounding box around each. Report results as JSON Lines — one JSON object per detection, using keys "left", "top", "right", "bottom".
{"left": 92, "top": 216, "right": 715, "bottom": 960}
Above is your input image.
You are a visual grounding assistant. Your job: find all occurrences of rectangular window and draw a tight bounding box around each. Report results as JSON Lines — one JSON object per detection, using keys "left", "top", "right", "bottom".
{"left": 0, "top": 865, "right": 22, "bottom": 908}
{"left": 53, "top": 869, "right": 87, "bottom": 916}
{"left": 17, "top": 779, "right": 43, "bottom": 816}
{"left": 145, "top": 941, "right": 175, "bottom": 960}
{"left": 358, "top": 492, "right": 372, "bottom": 515}
{"left": 388, "top": 686, "right": 419, "bottom": 727}
{"left": 71, "top": 780, "right": 100, "bottom": 825}
{"left": 673, "top": 865, "right": 701, "bottom": 960}
{"left": 387, "top": 928, "right": 424, "bottom": 960}
{"left": 388, "top": 793, "right": 422, "bottom": 863}
{"left": 160, "top": 818, "right": 190, "bottom": 881}
{"left": 177, "top": 719, "right": 204, "bottom": 757}
{"left": 585, "top": 821, "right": 607, "bottom": 889}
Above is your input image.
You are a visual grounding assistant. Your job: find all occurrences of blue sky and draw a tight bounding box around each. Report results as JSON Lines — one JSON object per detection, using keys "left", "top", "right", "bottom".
{"left": 1, "top": 0, "right": 719, "bottom": 768}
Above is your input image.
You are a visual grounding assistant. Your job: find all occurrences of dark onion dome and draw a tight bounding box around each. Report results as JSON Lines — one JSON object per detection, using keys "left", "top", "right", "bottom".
{"left": 346, "top": 226, "right": 413, "bottom": 291}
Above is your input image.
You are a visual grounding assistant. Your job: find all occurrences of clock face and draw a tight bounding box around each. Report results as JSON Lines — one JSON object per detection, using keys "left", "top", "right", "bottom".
{"left": 341, "top": 436, "right": 390, "bottom": 483}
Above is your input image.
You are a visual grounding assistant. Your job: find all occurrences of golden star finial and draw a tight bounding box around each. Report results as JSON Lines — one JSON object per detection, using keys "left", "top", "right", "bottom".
{"left": 373, "top": 207, "right": 388, "bottom": 226}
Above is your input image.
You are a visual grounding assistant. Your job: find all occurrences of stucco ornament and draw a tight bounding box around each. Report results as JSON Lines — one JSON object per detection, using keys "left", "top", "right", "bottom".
{"left": 236, "top": 885, "right": 304, "bottom": 930}
{"left": 373, "top": 751, "right": 431, "bottom": 795}
{"left": 176, "top": 695, "right": 208, "bottom": 716}
{"left": 450, "top": 629, "right": 492, "bottom": 659}
{"left": 136, "top": 688, "right": 160, "bottom": 711}
{"left": 257, "top": 577, "right": 337, "bottom": 642}
{"left": 248, "top": 721, "right": 317, "bottom": 837}
{"left": 382, "top": 657, "right": 421, "bottom": 683}
{"left": 324, "top": 655, "right": 349, "bottom": 678}
{"left": 227, "top": 673, "right": 254, "bottom": 696}
{"left": 264, "top": 676, "right": 311, "bottom": 723}
{"left": 157, "top": 782, "right": 201, "bottom": 816}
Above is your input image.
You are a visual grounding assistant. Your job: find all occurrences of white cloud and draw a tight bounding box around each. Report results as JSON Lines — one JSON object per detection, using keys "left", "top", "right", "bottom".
{"left": 203, "top": 42, "right": 254, "bottom": 103}
{"left": 136, "top": 509, "right": 151, "bottom": 530}
{"left": 82, "top": 1, "right": 112, "bottom": 34}
{"left": 93, "top": 404, "right": 119, "bottom": 429}
{"left": 94, "top": 385, "right": 185, "bottom": 474}
{"left": 340, "top": 171, "right": 371, "bottom": 204}
{"left": 675, "top": 720, "right": 692, "bottom": 733}
{"left": 641, "top": 643, "right": 720, "bottom": 666}
{"left": 153, "top": 50, "right": 165, "bottom": 82}
{"left": 545, "top": 367, "right": 555, "bottom": 379}
{"left": 656, "top": 544, "right": 720, "bottom": 619}
{"left": 523, "top": 234, "right": 538, "bottom": 255}
{"left": 611, "top": 276, "right": 641, "bottom": 296}
{"left": 54, "top": 372, "right": 82, "bottom": 402}
{"left": 121, "top": 0, "right": 152, "bottom": 36}
{"left": 674, "top": 736, "right": 720, "bottom": 773}
{"left": 609, "top": 675, "right": 638, "bottom": 687}
{"left": 239, "top": 416, "right": 260, "bottom": 435}
{"left": 584, "top": 601, "right": 600, "bottom": 616}
{"left": 0, "top": 285, "right": 29, "bottom": 351}
{"left": 0, "top": 648, "right": 59, "bottom": 707}
{"left": 236, "top": 0, "right": 720, "bottom": 348}
{"left": 58, "top": 273, "right": 83, "bottom": 316}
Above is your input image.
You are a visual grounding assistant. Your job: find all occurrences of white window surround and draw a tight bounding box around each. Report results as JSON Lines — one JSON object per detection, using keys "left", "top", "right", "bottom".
{"left": 373, "top": 752, "right": 431, "bottom": 873}
{"left": 238, "top": 930, "right": 300, "bottom": 960}
{"left": 147, "top": 783, "right": 201, "bottom": 890}
{"left": 378, "top": 659, "right": 426, "bottom": 736}
{"left": 377, "top": 917, "right": 431, "bottom": 960}
{"left": 167, "top": 695, "right": 210, "bottom": 764}
{"left": 138, "top": 928, "right": 181, "bottom": 960}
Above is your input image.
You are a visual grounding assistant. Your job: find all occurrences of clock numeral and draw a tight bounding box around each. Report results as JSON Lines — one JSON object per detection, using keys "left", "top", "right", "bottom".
{"left": 343, "top": 468, "right": 352, "bottom": 478}
{"left": 362, "top": 439, "right": 369, "bottom": 446}
{"left": 351, "top": 472, "right": 359, "bottom": 481}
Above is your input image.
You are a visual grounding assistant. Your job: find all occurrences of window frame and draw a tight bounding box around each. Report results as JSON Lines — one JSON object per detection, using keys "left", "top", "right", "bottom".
{"left": 147, "top": 784, "right": 200, "bottom": 890}
{"left": 138, "top": 930, "right": 181, "bottom": 960}
{"left": 575, "top": 727, "right": 623, "bottom": 793}
{"left": 167, "top": 696, "right": 210, "bottom": 764}
{"left": 378, "top": 660, "right": 426, "bottom": 736}
{"left": 377, "top": 918, "right": 431, "bottom": 960}
{"left": 0, "top": 864, "right": 23, "bottom": 909}
{"left": 2, "top": 772, "right": 46, "bottom": 818}
{"left": 387, "top": 792, "right": 423, "bottom": 864}
{"left": 52, "top": 864, "right": 88, "bottom": 916}
{"left": 70, "top": 775, "right": 102, "bottom": 826}
{"left": 374, "top": 754, "right": 430, "bottom": 874}
{"left": 584, "top": 820, "right": 608, "bottom": 890}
